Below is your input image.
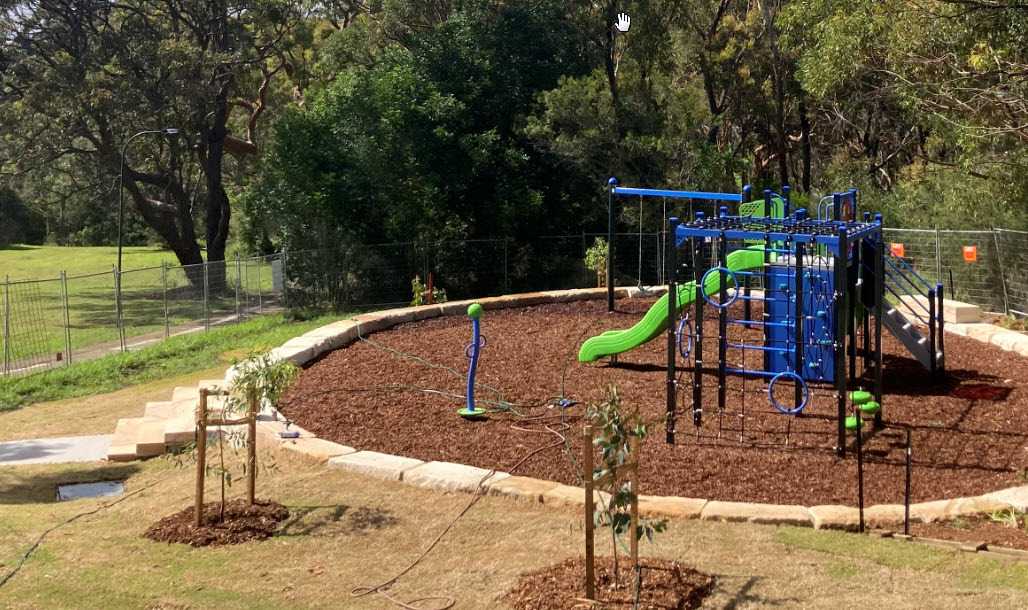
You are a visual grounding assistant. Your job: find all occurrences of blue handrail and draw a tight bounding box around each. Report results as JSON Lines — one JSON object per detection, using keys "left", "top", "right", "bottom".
{"left": 884, "top": 247, "right": 933, "bottom": 291}
{"left": 884, "top": 282, "right": 929, "bottom": 326}
{"left": 883, "top": 257, "right": 931, "bottom": 300}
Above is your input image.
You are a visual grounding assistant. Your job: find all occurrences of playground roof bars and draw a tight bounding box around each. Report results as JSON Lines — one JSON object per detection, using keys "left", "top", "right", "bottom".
{"left": 611, "top": 186, "right": 750, "bottom": 202}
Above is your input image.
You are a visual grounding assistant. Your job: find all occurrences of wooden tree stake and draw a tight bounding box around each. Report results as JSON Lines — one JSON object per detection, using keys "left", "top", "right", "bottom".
{"left": 195, "top": 388, "right": 209, "bottom": 528}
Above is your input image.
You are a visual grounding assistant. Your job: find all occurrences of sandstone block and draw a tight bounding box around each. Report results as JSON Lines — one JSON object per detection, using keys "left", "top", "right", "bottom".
{"left": 700, "top": 501, "right": 811, "bottom": 527}
{"left": 809, "top": 505, "right": 862, "bottom": 531}
{"left": 403, "top": 461, "right": 510, "bottom": 493}
{"left": 488, "top": 476, "right": 561, "bottom": 502}
{"left": 327, "top": 451, "right": 424, "bottom": 481}
{"left": 637, "top": 495, "right": 707, "bottom": 519}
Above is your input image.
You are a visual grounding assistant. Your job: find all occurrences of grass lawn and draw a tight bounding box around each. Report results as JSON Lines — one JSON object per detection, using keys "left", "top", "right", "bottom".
{"left": 2, "top": 453, "right": 1028, "bottom": 609}
{"left": 1, "top": 244, "right": 276, "bottom": 366}
{"left": 0, "top": 313, "right": 344, "bottom": 412}
{"left": 0, "top": 245, "right": 179, "bottom": 281}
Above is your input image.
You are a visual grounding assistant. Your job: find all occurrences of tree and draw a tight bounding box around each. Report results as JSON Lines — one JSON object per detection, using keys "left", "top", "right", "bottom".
{"left": 0, "top": 0, "right": 309, "bottom": 281}
{"left": 0, "top": 187, "right": 45, "bottom": 245}
{"left": 244, "top": 2, "right": 589, "bottom": 251}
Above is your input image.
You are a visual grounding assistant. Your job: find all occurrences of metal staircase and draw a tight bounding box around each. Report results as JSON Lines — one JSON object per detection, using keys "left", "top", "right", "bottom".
{"left": 877, "top": 244, "right": 945, "bottom": 375}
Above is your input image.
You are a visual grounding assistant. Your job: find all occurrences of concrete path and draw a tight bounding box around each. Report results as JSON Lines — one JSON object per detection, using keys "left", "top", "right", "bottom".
{"left": 0, "top": 435, "right": 113, "bottom": 466}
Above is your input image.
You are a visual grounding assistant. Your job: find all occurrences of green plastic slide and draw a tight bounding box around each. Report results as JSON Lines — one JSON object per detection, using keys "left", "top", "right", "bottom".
{"left": 578, "top": 247, "right": 767, "bottom": 362}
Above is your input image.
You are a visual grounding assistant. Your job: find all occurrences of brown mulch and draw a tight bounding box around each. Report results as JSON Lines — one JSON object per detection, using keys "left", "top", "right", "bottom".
{"left": 503, "top": 556, "right": 713, "bottom": 610}
{"left": 912, "top": 516, "right": 1028, "bottom": 551}
{"left": 279, "top": 298, "right": 1028, "bottom": 506}
{"left": 142, "top": 499, "right": 289, "bottom": 547}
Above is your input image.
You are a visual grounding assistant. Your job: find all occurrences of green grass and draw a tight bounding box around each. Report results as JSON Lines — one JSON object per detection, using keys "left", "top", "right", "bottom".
{"left": 0, "top": 313, "right": 343, "bottom": 410}
{"left": 774, "top": 525, "right": 1028, "bottom": 593}
{"left": 0, "top": 244, "right": 178, "bottom": 281}
{"left": 1, "top": 243, "right": 275, "bottom": 367}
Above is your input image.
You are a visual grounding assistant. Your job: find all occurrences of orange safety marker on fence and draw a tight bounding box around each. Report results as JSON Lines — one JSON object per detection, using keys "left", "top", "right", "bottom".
{"left": 963, "top": 245, "right": 978, "bottom": 262}
{"left": 890, "top": 243, "right": 905, "bottom": 258}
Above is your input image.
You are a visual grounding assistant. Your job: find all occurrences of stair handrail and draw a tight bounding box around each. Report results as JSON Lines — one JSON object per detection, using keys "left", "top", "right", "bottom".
{"left": 882, "top": 265, "right": 933, "bottom": 318}
{"left": 883, "top": 282, "right": 931, "bottom": 327}
{"left": 883, "top": 246, "right": 934, "bottom": 292}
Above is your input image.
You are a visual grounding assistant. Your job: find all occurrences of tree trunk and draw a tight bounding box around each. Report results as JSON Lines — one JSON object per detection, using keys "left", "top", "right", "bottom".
{"left": 799, "top": 100, "right": 812, "bottom": 192}
{"left": 762, "top": 0, "right": 789, "bottom": 186}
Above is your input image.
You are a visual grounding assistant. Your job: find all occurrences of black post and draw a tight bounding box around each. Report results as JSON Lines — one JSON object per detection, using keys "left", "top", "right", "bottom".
{"left": 794, "top": 238, "right": 805, "bottom": 409}
{"left": 863, "top": 239, "right": 871, "bottom": 370}
{"left": 693, "top": 214, "right": 707, "bottom": 428}
{"left": 856, "top": 403, "right": 865, "bottom": 534}
{"left": 607, "top": 178, "right": 617, "bottom": 312}
{"left": 928, "top": 287, "right": 937, "bottom": 377}
{"left": 904, "top": 427, "right": 913, "bottom": 536}
{"left": 836, "top": 228, "right": 849, "bottom": 457}
{"left": 874, "top": 234, "right": 884, "bottom": 429}
{"left": 667, "top": 216, "right": 680, "bottom": 444}
{"left": 718, "top": 231, "right": 728, "bottom": 417}
{"left": 936, "top": 282, "right": 945, "bottom": 375}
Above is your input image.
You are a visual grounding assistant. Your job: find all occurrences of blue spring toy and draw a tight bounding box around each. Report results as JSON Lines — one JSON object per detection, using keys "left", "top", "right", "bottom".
{"left": 458, "top": 303, "right": 487, "bottom": 418}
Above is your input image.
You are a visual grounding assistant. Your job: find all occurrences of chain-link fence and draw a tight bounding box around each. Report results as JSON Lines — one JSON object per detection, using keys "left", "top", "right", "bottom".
{"left": 5, "top": 228, "right": 1022, "bottom": 379}
{"left": 2, "top": 254, "right": 282, "bottom": 377}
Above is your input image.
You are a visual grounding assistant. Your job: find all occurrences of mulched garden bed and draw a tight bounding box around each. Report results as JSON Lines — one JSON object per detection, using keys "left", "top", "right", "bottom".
{"left": 503, "top": 556, "right": 713, "bottom": 610}
{"left": 279, "top": 298, "right": 1028, "bottom": 506}
{"left": 912, "top": 513, "right": 1028, "bottom": 551}
{"left": 143, "top": 499, "right": 289, "bottom": 547}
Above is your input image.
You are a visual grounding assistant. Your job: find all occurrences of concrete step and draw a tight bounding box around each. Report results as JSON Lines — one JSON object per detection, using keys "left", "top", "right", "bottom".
{"left": 107, "top": 418, "right": 140, "bottom": 462}
{"left": 107, "top": 417, "right": 167, "bottom": 460}
{"left": 171, "top": 386, "right": 197, "bottom": 402}
{"left": 143, "top": 401, "right": 175, "bottom": 420}
{"left": 136, "top": 418, "right": 168, "bottom": 457}
{"left": 198, "top": 379, "right": 227, "bottom": 392}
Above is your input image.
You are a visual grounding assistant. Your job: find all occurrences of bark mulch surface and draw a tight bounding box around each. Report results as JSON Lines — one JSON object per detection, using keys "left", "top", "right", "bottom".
{"left": 143, "top": 499, "right": 289, "bottom": 547}
{"left": 279, "top": 298, "right": 1028, "bottom": 506}
{"left": 912, "top": 514, "right": 1028, "bottom": 551}
{"left": 502, "top": 556, "right": 712, "bottom": 610}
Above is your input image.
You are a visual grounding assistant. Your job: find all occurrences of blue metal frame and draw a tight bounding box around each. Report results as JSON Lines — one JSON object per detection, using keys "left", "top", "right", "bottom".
{"left": 612, "top": 186, "right": 745, "bottom": 202}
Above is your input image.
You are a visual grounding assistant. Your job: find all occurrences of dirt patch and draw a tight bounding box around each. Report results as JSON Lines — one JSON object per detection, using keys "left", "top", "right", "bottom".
{"left": 912, "top": 513, "right": 1028, "bottom": 551}
{"left": 503, "top": 556, "right": 712, "bottom": 610}
{"left": 142, "top": 499, "right": 289, "bottom": 547}
{"left": 279, "top": 298, "right": 1028, "bottom": 506}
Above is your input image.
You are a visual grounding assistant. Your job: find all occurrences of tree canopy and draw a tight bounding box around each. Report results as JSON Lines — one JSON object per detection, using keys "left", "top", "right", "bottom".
{"left": 3, "top": 0, "right": 1027, "bottom": 260}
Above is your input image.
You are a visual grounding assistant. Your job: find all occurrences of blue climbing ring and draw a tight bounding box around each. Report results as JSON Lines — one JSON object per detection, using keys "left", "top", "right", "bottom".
{"left": 464, "top": 334, "right": 487, "bottom": 358}
{"left": 699, "top": 266, "right": 739, "bottom": 308}
{"left": 677, "top": 315, "right": 693, "bottom": 359}
{"left": 768, "top": 371, "right": 809, "bottom": 415}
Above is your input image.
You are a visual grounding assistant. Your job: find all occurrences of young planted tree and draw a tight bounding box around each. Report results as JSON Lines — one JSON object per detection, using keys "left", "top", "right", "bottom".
{"left": 585, "top": 385, "right": 667, "bottom": 598}
{"left": 194, "top": 346, "right": 298, "bottom": 526}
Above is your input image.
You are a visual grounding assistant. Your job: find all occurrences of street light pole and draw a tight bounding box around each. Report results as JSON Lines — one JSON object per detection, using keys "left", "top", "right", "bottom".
{"left": 118, "top": 128, "right": 179, "bottom": 272}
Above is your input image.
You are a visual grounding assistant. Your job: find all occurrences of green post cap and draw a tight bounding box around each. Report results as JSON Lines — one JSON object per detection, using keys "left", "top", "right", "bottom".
{"left": 468, "top": 303, "right": 483, "bottom": 318}
{"left": 845, "top": 416, "right": 864, "bottom": 432}
{"left": 849, "top": 390, "right": 872, "bottom": 405}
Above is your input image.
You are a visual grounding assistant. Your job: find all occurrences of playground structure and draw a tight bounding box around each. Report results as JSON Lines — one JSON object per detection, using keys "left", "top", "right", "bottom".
{"left": 582, "top": 179, "right": 949, "bottom": 456}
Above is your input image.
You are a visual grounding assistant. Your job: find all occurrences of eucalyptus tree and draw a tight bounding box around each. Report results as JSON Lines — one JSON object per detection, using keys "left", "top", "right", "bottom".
{"left": 0, "top": 0, "right": 309, "bottom": 280}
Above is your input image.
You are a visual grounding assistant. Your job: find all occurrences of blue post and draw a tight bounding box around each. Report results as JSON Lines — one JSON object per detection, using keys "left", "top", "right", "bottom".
{"left": 459, "top": 303, "right": 486, "bottom": 418}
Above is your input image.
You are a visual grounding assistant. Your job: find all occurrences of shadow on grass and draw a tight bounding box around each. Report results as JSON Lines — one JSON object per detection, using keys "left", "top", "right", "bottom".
{"left": 278, "top": 504, "right": 400, "bottom": 537}
{"left": 719, "top": 575, "right": 802, "bottom": 609}
{"left": 0, "top": 463, "right": 141, "bottom": 505}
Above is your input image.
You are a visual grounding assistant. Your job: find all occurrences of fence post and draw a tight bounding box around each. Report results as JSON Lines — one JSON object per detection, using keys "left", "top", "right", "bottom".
{"left": 234, "top": 255, "right": 242, "bottom": 325}
{"left": 202, "top": 261, "right": 210, "bottom": 332}
{"left": 993, "top": 230, "right": 1011, "bottom": 315}
{"left": 935, "top": 227, "right": 942, "bottom": 285}
{"left": 114, "top": 265, "right": 126, "bottom": 352}
{"left": 281, "top": 251, "right": 289, "bottom": 309}
{"left": 257, "top": 257, "right": 264, "bottom": 315}
{"left": 3, "top": 275, "right": 10, "bottom": 376}
{"left": 60, "top": 271, "right": 72, "bottom": 366}
{"left": 162, "top": 261, "right": 170, "bottom": 339}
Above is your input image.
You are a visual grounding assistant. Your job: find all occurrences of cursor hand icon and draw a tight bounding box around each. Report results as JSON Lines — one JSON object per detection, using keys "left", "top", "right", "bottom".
{"left": 615, "top": 12, "right": 631, "bottom": 33}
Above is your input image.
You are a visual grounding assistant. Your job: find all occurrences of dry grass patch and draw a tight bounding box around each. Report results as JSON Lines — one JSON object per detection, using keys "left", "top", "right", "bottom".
{"left": 0, "top": 453, "right": 1028, "bottom": 609}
